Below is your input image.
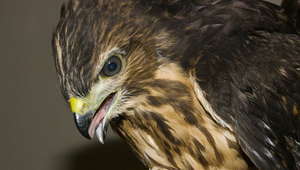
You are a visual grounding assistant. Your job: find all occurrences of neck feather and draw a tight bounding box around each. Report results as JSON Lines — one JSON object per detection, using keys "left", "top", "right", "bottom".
{"left": 112, "top": 63, "right": 249, "bottom": 170}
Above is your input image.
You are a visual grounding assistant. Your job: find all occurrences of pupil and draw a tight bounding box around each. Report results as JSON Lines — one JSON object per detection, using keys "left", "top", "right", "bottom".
{"left": 108, "top": 62, "right": 117, "bottom": 71}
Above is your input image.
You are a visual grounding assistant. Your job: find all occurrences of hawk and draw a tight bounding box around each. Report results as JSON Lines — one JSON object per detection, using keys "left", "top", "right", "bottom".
{"left": 52, "top": 0, "right": 300, "bottom": 169}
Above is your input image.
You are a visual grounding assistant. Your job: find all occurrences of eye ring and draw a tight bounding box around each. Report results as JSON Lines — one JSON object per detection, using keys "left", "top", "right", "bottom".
{"left": 101, "top": 55, "right": 122, "bottom": 77}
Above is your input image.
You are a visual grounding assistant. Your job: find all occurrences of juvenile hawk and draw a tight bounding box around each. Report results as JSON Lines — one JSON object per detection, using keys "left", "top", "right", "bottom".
{"left": 52, "top": 0, "right": 300, "bottom": 169}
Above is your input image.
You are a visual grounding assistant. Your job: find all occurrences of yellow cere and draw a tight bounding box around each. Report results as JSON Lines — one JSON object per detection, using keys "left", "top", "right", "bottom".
{"left": 69, "top": 97, "right": 86, "bottom": 115}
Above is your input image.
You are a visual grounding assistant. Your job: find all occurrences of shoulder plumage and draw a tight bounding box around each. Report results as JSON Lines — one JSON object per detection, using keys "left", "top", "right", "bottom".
{"left": 188, "top": 1, "right": 300, "bottom": 169}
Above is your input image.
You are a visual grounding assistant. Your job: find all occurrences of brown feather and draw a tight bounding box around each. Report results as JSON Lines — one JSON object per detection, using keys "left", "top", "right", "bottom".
{"left": 52, "top": 0, "right": 300, "bottom": 169}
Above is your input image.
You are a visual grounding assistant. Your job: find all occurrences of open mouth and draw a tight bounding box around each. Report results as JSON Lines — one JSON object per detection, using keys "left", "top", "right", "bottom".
{"left": 88, "top": 93, "right": 116, "bottom": 138}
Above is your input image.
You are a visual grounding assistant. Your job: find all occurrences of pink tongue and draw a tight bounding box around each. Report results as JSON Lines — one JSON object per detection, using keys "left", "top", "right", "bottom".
{"left": 88, "top": 97, "right": 113, "bottom": 138}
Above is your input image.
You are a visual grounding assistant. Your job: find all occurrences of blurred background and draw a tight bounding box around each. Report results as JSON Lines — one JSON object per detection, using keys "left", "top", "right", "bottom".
{"left": 0, "top": 0, "right": 281, "bottom": 170}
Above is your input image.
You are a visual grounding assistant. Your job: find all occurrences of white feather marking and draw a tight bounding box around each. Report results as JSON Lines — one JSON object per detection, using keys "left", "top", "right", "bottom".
{"left": 55, "top": 34, "right": 65, "bottom": 78}
{"left": 146, "top": 135, "right": 159, "bottom": 150}
{"left": 191, "top": 78, "right": 233, "bottom": 131}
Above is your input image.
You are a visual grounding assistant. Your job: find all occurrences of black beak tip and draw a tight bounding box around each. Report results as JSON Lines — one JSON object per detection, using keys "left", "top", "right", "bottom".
{"left": 73, "top": 113, "right": 92, "bottom": 140}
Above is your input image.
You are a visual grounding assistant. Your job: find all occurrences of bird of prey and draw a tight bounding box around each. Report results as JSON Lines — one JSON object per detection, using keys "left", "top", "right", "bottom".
{"left": 52, "top": 0, "right": 300, "bottom": 169}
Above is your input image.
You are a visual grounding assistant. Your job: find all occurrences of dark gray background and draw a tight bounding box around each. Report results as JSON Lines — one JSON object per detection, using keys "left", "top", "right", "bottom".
{"left": 0, "top": 0, "right": 280, "bottom": 170}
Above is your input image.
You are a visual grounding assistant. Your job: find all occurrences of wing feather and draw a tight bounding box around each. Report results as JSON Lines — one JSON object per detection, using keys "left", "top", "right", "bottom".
{"left": 174, "top": 0, "right": 300, "bottom": 169}
{"left": 195, "top": 31, "right": 300, "bottom": 169}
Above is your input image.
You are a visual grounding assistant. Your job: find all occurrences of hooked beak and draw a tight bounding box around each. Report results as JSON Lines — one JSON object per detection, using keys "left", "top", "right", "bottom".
{"left": 73, "top": 111, "right": 93, "bottom": 139}
{"left": 69, "top": 95, "right": 114, "bottom": 143}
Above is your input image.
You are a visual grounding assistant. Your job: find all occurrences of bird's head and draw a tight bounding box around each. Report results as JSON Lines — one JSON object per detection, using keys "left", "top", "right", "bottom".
{"left": 52, "top": 0, "right": 178, "bottom": 143}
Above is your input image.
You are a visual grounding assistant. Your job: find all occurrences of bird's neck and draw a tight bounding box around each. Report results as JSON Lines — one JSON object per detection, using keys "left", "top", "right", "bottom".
{"left": 112, "top": 63, "right": 249, "bottom": 170}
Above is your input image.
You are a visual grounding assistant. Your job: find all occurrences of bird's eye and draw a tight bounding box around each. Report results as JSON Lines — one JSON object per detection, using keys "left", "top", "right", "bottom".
{"left": 101, "top": 55, "right": 122, "bottom": 77}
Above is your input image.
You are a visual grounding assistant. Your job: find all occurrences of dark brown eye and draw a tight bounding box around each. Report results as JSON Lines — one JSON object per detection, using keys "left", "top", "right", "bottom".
{"left": 101, "top": 55, "right": 122, "bottom": 77}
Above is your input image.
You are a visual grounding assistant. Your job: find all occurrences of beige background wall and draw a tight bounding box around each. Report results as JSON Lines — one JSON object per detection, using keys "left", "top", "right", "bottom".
{"left": 0, "top": 0, "right": 281, "bottom": 170}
